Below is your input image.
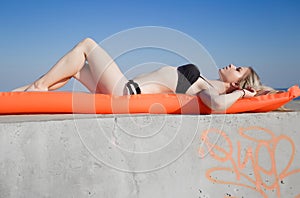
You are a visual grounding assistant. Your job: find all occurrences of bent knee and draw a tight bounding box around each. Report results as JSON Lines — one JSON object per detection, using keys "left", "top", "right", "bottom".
{"left": 82, "top": 37, "right": 96, "bottom": 45}
{"left": 78, "top": 37, "right": 98, "bottom": 52}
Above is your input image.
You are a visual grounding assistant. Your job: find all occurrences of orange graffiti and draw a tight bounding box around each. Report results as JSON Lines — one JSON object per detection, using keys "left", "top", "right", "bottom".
{"left": 198, "top": 126, "right": 300, "bottom": 198}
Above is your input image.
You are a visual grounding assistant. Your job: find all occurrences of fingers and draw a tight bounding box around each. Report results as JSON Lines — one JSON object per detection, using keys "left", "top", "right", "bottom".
{"left": 246, "top": 86, "right": 255, "bottom": 93}
{"left": 243, "top": 87, "right": 257, "bottom": 98}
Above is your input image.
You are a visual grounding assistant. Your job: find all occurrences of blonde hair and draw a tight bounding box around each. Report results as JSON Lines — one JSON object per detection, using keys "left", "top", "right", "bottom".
{"left": 238, "top": 67, "right": 289, "bottom": 111}
{"left": 238, "top": 67, "right": 277, "bottom": 96}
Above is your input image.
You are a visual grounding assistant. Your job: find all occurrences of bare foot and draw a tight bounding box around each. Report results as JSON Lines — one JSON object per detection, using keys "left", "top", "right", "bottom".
{"left": 25, "top": 83, "right": 48, "bottom": 92}
{"left": 12, "top": 85, "right": 29, "bottom": 92}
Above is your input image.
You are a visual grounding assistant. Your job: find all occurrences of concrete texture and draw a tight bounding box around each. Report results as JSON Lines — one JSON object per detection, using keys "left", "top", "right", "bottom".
{"left": 1, "top": 112, "right": 300, "bottom": 197}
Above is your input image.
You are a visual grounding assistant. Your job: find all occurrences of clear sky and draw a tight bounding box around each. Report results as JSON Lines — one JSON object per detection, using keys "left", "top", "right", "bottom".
{"left": 0, "top": 0, "right": 299, "bottom": 91}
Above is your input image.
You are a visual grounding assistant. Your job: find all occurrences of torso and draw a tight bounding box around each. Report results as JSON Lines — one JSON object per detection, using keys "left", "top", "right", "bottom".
{"left": 132, "top": 66, "right": 207, "bottom": 95}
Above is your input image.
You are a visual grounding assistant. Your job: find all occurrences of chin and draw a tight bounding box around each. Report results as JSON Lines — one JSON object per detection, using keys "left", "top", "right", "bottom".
{"left": 218, "top": 69, "right": 223, "bottom": 80}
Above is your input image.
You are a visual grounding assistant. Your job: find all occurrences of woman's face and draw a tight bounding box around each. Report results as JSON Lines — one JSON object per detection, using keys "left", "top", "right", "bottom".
{"left": 219, "top": 64, "right": 250, "bottom": 83}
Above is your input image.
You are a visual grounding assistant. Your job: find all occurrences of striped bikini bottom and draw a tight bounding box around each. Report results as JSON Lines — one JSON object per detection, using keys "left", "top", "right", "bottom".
{"left": 125, "top": 80, "right": 141, "bottom": 95}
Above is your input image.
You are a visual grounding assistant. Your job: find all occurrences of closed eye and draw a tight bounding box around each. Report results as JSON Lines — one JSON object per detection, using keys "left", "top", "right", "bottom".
{"left": 236, "top": 67, "right": 242, "bottom": 72}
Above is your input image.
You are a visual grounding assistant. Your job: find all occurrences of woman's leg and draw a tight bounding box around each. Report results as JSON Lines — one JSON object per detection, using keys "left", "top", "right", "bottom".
{"left": 13, "top": 63, "right": 96, "bottom": 92}
{"left": 73, "top": 63, "right": 98, "bottom": 92}
{"left": 83, "top": 39, "right": 128, "bottom": 95}
{"left": 22, "top": 38, "right": 128, "bottom": 95}
{"left": 12, "top": 84, "right": 32, "bottom": 92}
{"left": 12, "top": 76, "right": 70, "bottom": 92}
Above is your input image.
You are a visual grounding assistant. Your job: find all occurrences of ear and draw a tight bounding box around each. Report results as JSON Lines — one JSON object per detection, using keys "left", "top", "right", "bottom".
{"left": 230, "top": 82, "right": 240, "bottom": 89}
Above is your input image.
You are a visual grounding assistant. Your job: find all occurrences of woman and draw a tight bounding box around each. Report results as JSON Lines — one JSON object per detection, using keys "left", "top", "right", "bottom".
{"left": 13, "top": 38, "right": 266, "bottom": 111}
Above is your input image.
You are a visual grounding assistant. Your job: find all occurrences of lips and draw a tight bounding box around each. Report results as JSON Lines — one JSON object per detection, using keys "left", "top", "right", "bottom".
{"left": 219, "top": 66, "right": 228, "bottom": 71}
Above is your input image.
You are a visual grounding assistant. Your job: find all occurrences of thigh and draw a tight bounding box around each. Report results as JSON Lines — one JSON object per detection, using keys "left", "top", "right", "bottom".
{"left": 73, "top": 63, "right": 98, "bottom": 93}
{"left": 48, "top": 78, "right": 70, "bottom": 91}
{"left": 86, "top": 45, "right": 128, "bottom": 95}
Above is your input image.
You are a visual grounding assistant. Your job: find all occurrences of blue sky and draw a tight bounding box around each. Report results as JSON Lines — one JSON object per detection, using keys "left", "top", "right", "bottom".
{"left": 0, "top": 0, "right": 299, "bottom": 91}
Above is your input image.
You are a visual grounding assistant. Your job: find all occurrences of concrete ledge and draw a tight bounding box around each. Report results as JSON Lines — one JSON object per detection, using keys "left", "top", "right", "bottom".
{"left": 1, "top": 112, "right": 300, "bottom": 197}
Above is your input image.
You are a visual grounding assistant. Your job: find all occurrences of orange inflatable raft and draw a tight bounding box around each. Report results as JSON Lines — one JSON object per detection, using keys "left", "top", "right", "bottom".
{"left": 0, "top": 85, "right": 299, "bottom": 115}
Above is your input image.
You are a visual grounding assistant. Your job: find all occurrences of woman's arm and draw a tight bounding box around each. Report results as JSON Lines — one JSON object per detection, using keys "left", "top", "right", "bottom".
{"left": 197, "top": 88, "right": 255, "bottom": 111}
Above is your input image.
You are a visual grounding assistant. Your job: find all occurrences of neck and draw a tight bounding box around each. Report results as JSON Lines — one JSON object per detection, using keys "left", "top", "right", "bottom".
{"left": 206, "top": 79, "right": 231, "bottom": 94}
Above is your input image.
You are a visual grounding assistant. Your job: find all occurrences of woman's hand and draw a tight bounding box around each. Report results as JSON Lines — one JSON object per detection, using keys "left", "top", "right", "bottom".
{"left": 234, "top": 87, "right": 256, "bottom": 98}
{"left": 242, "top": 87, "right": 257, "bottom": 98}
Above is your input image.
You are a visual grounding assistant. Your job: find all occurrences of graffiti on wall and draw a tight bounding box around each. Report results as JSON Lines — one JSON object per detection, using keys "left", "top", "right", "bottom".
{"left": 198, "top": 126, "right": 300, "bottom": 198}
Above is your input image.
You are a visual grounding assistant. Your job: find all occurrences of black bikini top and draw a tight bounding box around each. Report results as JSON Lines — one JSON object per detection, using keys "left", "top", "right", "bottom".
{"left": 175, "top": 64, "right": 211, "bottom": 93}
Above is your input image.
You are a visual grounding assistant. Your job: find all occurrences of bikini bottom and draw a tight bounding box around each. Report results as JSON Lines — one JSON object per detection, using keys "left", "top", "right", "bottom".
{"left": 125, "top": 80, "right": 141, "bottom": 95}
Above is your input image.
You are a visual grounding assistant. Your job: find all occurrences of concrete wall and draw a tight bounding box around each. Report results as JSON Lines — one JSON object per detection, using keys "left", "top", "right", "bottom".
{"left": 0, "top": 112, "right": 300, "bottom": 198}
